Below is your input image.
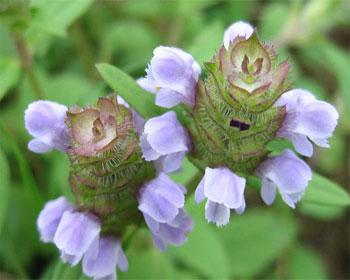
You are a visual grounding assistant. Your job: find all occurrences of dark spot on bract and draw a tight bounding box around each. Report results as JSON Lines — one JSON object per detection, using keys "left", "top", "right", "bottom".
{"left": 230, "top": 119, "right": 250, "bottom": 131}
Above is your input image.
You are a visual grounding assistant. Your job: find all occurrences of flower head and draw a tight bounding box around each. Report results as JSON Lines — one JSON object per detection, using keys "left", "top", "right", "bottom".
{"left": 24, "top": 100, "right": 70, "bottom": 153}
{"left": 195, "top": 167, "right": 246, "bottom": 226}
{"left": 141, "top": 111, "right": 190, "bottom": 173}
{"left": 257, "top": 149, "right": 312, "bottom": 208}
{"left": 138, "top": 46, "right": 201, "bottom": 108}
{"left": 138, "top": 173, "right": 193, "bottom": 251}
{"left": 276, "top": 89, "right": 339, "bottom": 157}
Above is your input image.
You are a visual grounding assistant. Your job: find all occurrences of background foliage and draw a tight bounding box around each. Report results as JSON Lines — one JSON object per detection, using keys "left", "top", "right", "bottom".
{"left": 0, "top": 0, "right": 349, "bottom": 279}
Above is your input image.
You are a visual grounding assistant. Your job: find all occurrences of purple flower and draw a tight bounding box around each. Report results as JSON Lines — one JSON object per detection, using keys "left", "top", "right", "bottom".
{"left": 83, "top": 235, "right": 128, "bottom": 280}
{"left": 24, "top": 100, "right": 70, "bottom": 153}
{"left": 195, "top": 167, "right": 246, "bottom": 227}
{"left": 140, "top": 111, "right": 190, "bottom": 173}
{"left": 276, "top": 89, "right": 339, "bottom": 157}
{"left": 37, "top": 197, "right": 74, "bottom": 243}
{"left": 138, "top": 46, "right": 201, "bottom": 108}
{"left": 257, "top": 149, "right": 312, "bottom": 208}
{"left": 223, "top": 21, "right": 254, "bottom": 49}
{"left": 138, "top": 173, "right": 193, "bottom": 251}
{"left": 54, "top": 211, "right": 101, "bottom": 266}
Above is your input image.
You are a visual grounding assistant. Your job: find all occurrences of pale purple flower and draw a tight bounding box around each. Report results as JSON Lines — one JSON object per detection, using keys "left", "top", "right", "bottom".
{"left": 24, "top": 100, "right": 70, "bottom": 153}
{"left": 117, "top": 95, "right": 145, "bottom": 135}
{"left": 195, "top": 167, "right": 246, "bottom": 227}
{"left": 223, "top": 21, "right": 254, "bottom": 49}
{"left": 140, "top": 111, "right": 190, "bottom": 173}
{"left": 138, "top": 46, "right": 201, "bottom": 108}
{"left": 37, "top": 197, "right": 74, "bottom": 243}
{"left": 257, "top": 149, "right": 312, "bottom": 208}
{"left": 83, "top": 235, "right": 128, "bottom": 280}
{"left": 276, "top": 89, "right": 339, "bottom": 157}
{"left": 138, "top": 172, "right": 193, "bottom": 251}
{"left": 54, "top": 211, "right": 101, "bottom": 266}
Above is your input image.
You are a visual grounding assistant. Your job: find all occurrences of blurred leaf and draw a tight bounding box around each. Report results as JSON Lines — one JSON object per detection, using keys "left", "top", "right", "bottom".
{"left": 188, "top": 20, "right": 224, "bottom": 64}
{"left": 299, "top": 201, "right": 345, "bottom": 220}
{"left": 288, "top": 245, "right": 328, "bottom": 279}
{"left": 259, "top": 2, "right": 290, "bottom": 41}
{"left": 167, "top": 198, "right": 231, "bottom": 279}
{"left": 0, "top": 57, "right": 21, "bottom": 101}
{"left": 49, "top": 260, "right": 89, "bottom": 280}
{"left": 28, "top": 0, "right": 94, "bottom": 37}
{"left": 266, "top": 138, "right": 295, "bottom": 156}
{"left": 0, "top": 144, "right": 10, "bottom": 234}
{"left": 0, "top": 124, "right": 43, "bottom": 209}
{"left": 219, "top": 208, "right": 298, "bottom": 277}
{"left": 101, "top": 21, "right": 160, "bottom": 72}
{"left": 96, "top": 63, "right": 166, "bottom": 119}
{"left": 303, "top": 173, "right": 350, "bottom": 206}
{"left": 121, "top": 248, "right": 177, "bottom": 279}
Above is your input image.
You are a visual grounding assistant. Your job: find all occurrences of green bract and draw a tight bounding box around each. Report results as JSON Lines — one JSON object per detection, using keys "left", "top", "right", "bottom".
{"left": 66, "top": 95, "right": 155, "bottom": 236}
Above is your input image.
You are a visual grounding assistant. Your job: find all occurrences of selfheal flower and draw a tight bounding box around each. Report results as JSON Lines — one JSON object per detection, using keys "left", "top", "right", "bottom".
{"left": 141, "top": 111, "right": 190, "bottom": 173}
{"left": 25, "top": 100, "right": 70, "bottom": 153}
{"left": 37, "top": 196, "right": 74, "bottom": 243}
{"left": 223, "top": 21, "right": 254, "bottom": 49}
{"left": 257, "top": 149, "right": 312, "bottom": 208}
{"left": 276, "top": 89, "right": 339, "bottom": 157}
{"left": 83, "top": 235, "right": 128, "bottom": 280}
{"left": 138, "top": 46, "right": 201, "bottom": 108}
{"left": 138, "top": 172, "right": 193, "bottom": 251}
{"left": 54, "top": 211, "right": 101, "bottom": 265}
{"left": 195, "top": 167, "right": 246, "bottom": 227}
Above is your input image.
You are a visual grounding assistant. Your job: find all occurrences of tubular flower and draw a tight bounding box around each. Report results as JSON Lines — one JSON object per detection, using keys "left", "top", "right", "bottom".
{"left": 275, "top": 89, "right": 339, "bottom": 157}
{"left": 25, "top": 100, "right": 70, "bottom": 153}
{"left": 138, "top": 172, "right": 193, "bottom": 251}
{"left": 195, "top": 167, "right": 246, "bottom": 226}
{"left": 140, "top": 21, "right": 338, "bottom": 225}
{"left": 140, "top": 111, "right": 191, "bottom": 173}
{"left": 25, "top": 95, "right": 193, "bottom": 279}
{"left": 138, "top": 46, "right": 201, "bottom": 108}
{"left": 256, "top": 149, "right": 312, "bottom": 208}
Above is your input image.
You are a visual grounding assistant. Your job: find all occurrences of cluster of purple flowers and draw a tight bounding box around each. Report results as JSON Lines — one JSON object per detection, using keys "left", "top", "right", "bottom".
{"left": 25, "top": 21, "right": 338, "bottom": 279}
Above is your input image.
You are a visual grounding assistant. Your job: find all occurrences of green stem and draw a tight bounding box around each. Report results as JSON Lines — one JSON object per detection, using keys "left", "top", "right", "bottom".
{"left": 13, "top": 32, "right": 45, "bottom": 99}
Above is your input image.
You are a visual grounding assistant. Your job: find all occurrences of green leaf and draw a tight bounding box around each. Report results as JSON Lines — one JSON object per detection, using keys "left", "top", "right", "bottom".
{"left": 219, "top": 208, "right": 298, "bottom": 277}
{"left": 288, "top": 245, "right": 328, "bottom": 279}
{"left": 167, "top": 198, "right": 231, "bottom": 279}
{"left": 96, "top": 63, "right": 166, "bottom": 119}
{"left": 0, "top": 57, "right": 21, "bottom": 101}
{"left": 188, "top": 20, "right": 224, "bottom": 64}
{"left": 299, "top": 201, "right": 345, "bottom": 220}
{"left": 303, "top": 173, "right": 350, "bottom": 207}
{"left": 28, "top": 0, "right": 94, "bottom": 37}
{"left": 0, "top": 144, "right": 10, "bottom": 234}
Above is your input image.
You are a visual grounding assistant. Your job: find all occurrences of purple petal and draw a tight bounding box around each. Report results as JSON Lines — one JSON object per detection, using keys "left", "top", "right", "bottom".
{"left": 144, "top": 111, "right": 189, "bottom": 155}
{"left": 137, "top": 78, "right": 157, "bottom": 94}
{"left": 260, "top": 177, "right": 277, "bottom": 205}
{"left": 37, "top": 197, "right": 74, "bottom": 243}
{"left": 155, "top": 88, "right": 185, "bottom": 108}
{"left": 28, "top": 138, "right": 54, "bottom": 153}
{"left": 205, "top": 201, "right": 230, "bottom": 227}
{"left": 54, "top": 211, "right": 100, "bottom": 264}
{"left": 281, "top": 191, "right": 304, "bottom": 209}
{"left": 25, "top": 100, "right": 70, "bottom": 153}
{"left": 152, "top": 234, "right": 168, "bottom": 252}
{"left": 203, "top": 167, "right": 246, "bottom": 209}
{"left": 158, "top": 151, "right": 186, "bottom": 173}
{"left": 138, "top": 173, "right": 185, "bottom": 223}
{"left": 258, "top": 149, "right": 312, "bottom": 194}
{"left": 194, "top": 176, "right": 205, "bottom": 203}
{"left": 83, "top": 236, "right": 127, "bottom": 279}
{"left": 278, "top": 131, "right": 314, "bottom": 157}
{"left": 235, "top": 199, "right": 246, "bottom": 215}
{"left": 140, "top": 134, "right": 161, "bottom": 161}
{"left": 223, "top": 21, "right": 254, "bottom": 49}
